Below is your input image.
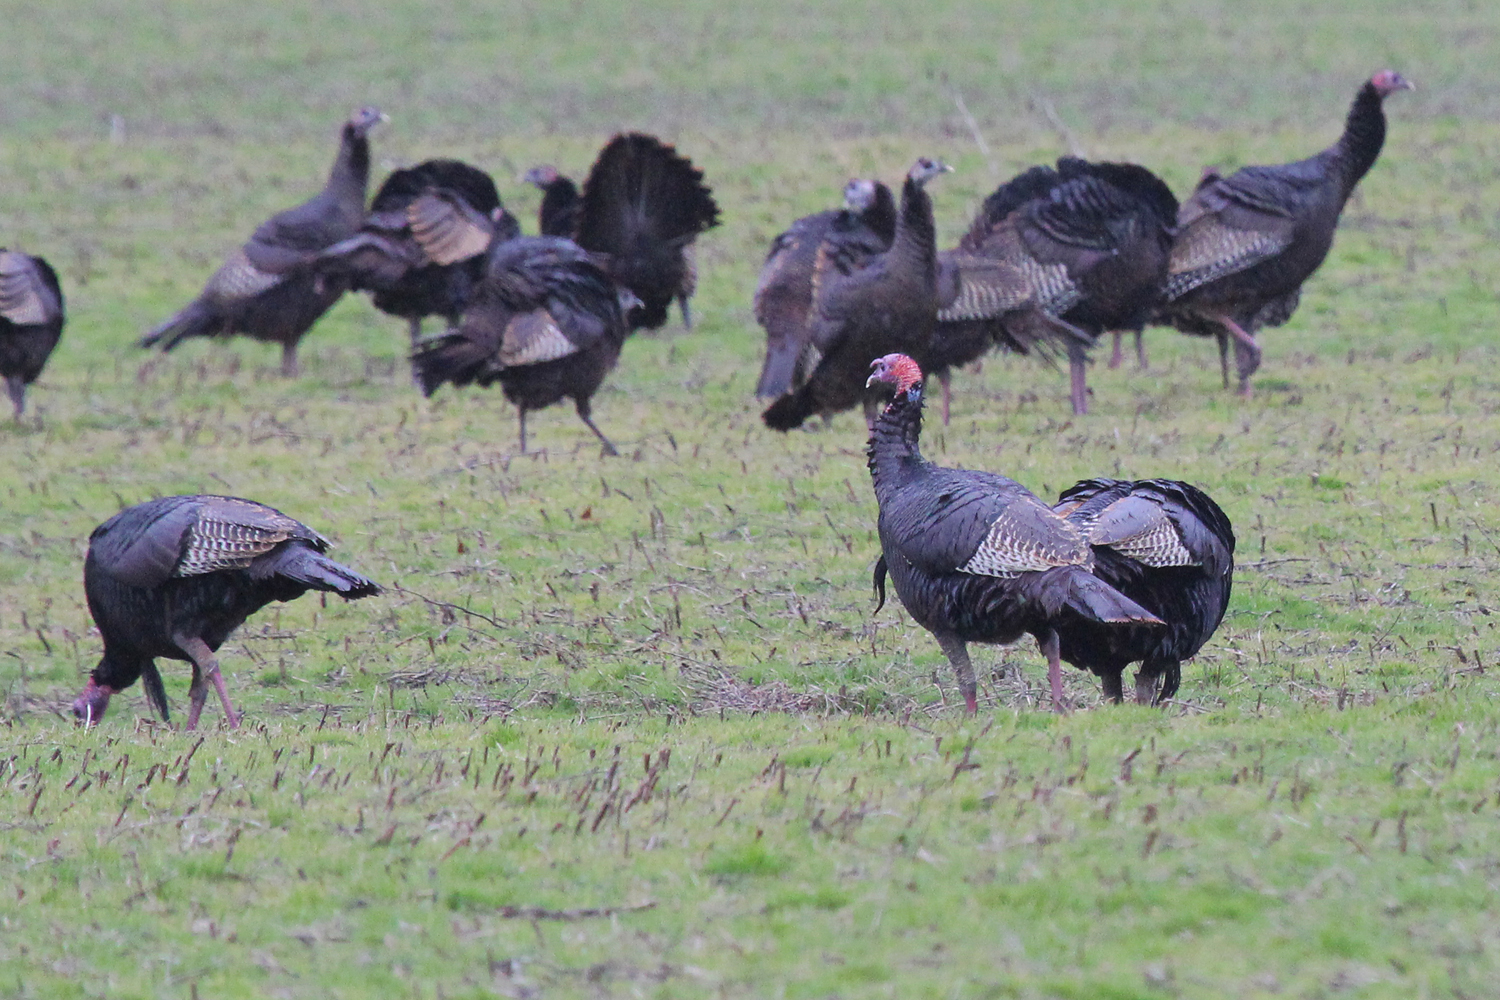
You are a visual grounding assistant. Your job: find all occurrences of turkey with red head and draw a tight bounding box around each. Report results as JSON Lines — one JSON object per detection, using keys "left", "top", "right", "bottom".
{"left": 1157, "top": 70, "right": 1413, "bottom": 394}
{"left": 1052, "top": 478, "right": 1235, "bottom": 705}
{"left": 753, "top": 177, "right": 897, "bottom": 400}
{"left": 140, "top": 107, "right": 385, "bottom": 376}
{"left": 74, "top": 496, "right": 380, "bottom": 730}
{"left": 865, "top": 353, "right": 1162, "bottom": 713}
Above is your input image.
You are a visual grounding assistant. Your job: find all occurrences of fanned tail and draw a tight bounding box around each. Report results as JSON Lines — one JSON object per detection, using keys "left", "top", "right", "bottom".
{"left": 576, "top": 133, "right": 720, "bottom": 256}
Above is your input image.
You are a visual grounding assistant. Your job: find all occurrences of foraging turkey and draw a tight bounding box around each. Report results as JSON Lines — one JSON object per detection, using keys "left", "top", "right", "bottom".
{"left": 73, "top": 495, "right": 380, "bottom": 730}
{"left": 753, "top": 177, "right": 897, "bottom": 400}
{"left": 934, "top": 157, "right": 1179, "bottom": 416}
{"left": 865, "top": 354, "right": 1161, "bottom": 713}
{"left": 572, "top": 133, "right": 721, "bottom": 330}
{"left": 410, "top": 235, "right": 633, "bottom": 455}
{"left": 763, "top": 158, "right": 950, "bottom": 431}
{"left": 316, "top": 158, "right": 520, "bottom": 347}
{"left": 523, "top": 165, "right": 583, "bottom": 239}
{"left": 1157, "top": 70, "right": 1413, "bottom": 394}
{"left": 0, "top": 250, "right": 64, "bottom": 418}
{"left": 140, "top": 106, "right": 385, "bottom": 375}
{"left": 1052, "top": 478, "right": 1235, "bottom": 705}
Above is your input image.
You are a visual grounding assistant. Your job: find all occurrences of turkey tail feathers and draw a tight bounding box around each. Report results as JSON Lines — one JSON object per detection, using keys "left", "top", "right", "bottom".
{"left": 263, "top": 546, "right": 382, "bottom": 598}
{"left": 1064, "top": 569, "right": 1163, "bottom": 625}
{"left": 140, "top": 663, "right": 171, "bottom": 721}
{"left": 139, "top": 302, "right": 218, "bottom": 351}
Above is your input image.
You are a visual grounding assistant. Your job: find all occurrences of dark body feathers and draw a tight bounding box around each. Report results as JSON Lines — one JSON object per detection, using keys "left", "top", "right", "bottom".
{"left": 573, "top": 133, "right": 720, "bottom": 330}
{"left": 75, "top": 495, "right": 380, "bottom": 729}
{"left": 410, "top": 236, "right": 631, "bottom": 455}
{"left": 1156, "top": 72, "right": 1411, "bottom": 393}
{"left": 763, "top": 160, "right": 947, "bottom": 431}
{"left": 866, "top": 356, "right": 1162, "bottom": 713}
{"left": 1053, "top": 478, "right": 1235, "bottom": 704}
{"left": 0, "top": 250, "right": 65, "bottom": 417}
{"left": 934, "top": 157, "right": 1178, "bottom": 416}
{"left": 140, "top": 108, "right": 383, "bottom": 376}
{"left": 753, "top": 179, "right": 897, "bottom": 400}
{"left": 318, "top": 159, "right": 519, "bottom": 347}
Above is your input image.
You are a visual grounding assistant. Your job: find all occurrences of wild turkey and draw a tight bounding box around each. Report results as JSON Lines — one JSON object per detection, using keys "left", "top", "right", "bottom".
{"left": 140, "top": 107, "right": 385, "bottom": 376}
{"left": 72, "top": 495, "right": 380, "bottom": 730}
{"left": 1157, "top": 70, "right": 1413, "bottom": 395}
{"left": 762, "top": 158, "right": 950, "bottom": 431}
{"left": 316, "top": 158, "right": 520, "bottom": 348}
{"left": 523, "top": 165, "right": 583, "bottom": 238}
{"left": 865, "top": 354, "right": 1162, "bottom": 713}
{"left": 1052, "top": 478, "right": 1235, "bottom": 705}
{"left": 0, "top": 250, "right": 64, "bottom": 418}
{"left": 572, "top": 133, "right": 720, "bottom": 330}
{"left": 753, "top": 177, "right": 897, "bottom": 400}
{"left": 410, "top": 234, "right": 633, "bottom": 455}
{"left": 934, "top": 157, "right": 1179, "bottom": 416}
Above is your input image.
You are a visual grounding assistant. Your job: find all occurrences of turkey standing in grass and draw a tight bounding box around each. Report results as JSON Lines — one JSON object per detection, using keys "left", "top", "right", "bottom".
{"left": 763, "top": 158, "right": 950, "bottom": 431}
{"left": 934, "top": 157, "right": 1179, "bottom": 416}
{"left": 139, "top": 107, "right": 385, "bottom": 376}
{"left": 753, "top": 178, "right": 897, "bottom": 400}
{"left": 1156, "top": 70, "right": 1413, "bottom": 395}
{"left": 316, "top": 158, "right": 520, "bottom": 348}
{"left": 73, "top": 496, "right": 380, "bottom": 730}
{"left": 410, "top": 234, "right": 634, "bottom": 455}
{"left": 1052, "top": 478, "right": 1235, "bottom": 705}
{"left": 865, "top": 353, "right": 1161, "bottom": 713}
{"left": 0, "top": 250, "right": 64, "bottom": 418}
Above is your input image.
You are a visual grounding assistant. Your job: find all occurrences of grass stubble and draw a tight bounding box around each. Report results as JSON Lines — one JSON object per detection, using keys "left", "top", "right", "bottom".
{"left": 4, "top": 1, "right": 1500, "bottom": 996}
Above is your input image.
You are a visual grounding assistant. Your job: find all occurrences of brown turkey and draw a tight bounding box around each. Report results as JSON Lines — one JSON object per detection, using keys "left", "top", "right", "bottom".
{"left": 0, "top": 250, "right": 64, "bottom": 418}
{"left": 410, "top": 234, "right": 634, "bottom": 455}
{"left": 73, "top": 495, "right": 380, "bottom": 730}
{"left": 140, "top": 107, "right": 385, "bottom": 376}
{"left": 1157, "top": 70, "right": 1413, "bottom": 394}
{"left": 762, "top": 158, "right": 950, "bottom": 431}
{"left": 866, "top": 353, "right": 1162, "bottom": 713}
{"left": 569, "top": 133, "right": 720, "bottom": 331}
{"left": 753, "top": 178, "right": 897, "bottom": 400}
{"left": 316, "top": 158, "right": 520, "bottom": 348}
{"left": 1052, "top": 478, "right": 1235, "bottom": 705}
{"left": 933, "top": 157, "right": 1179, "bottom": 417}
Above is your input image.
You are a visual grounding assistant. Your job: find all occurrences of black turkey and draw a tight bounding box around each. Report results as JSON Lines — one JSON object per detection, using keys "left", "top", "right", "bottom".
{"left": 934, "top": 157, "right": 1179, "bottom": 416}
{"left": 73, "top": 495, "right": 380, "bottom": 730}
{"left": 523, "top": 165, "right": 583, "bottom": 239}
{"left": 1053, "top": 478, "right": 1235, "bottom": 704}
{"left": 763, "top": 158, "right": 950, "bottom": 431}
{"left": 140, "top": 107, "right": 385, "bottom": 376}
{"left": 316, "top": 158, "right": 520, "bottom": 348}
{"left": 0, "top": 250, "right": 64, "bottom": 418}
{"left": 1156, "top": 70, "right": 1413, "bottom": 394}
{"left": 865, "top": 353, "right": 1161, "bottom": 713}
{"left": 753, "top": 178, "right": 897, "bottom": 400}
{"left": 572, "top": 133, "right": 720, "bottom": 330}
{"left": 410, "top": 234, "right": 633, "bottom": 455}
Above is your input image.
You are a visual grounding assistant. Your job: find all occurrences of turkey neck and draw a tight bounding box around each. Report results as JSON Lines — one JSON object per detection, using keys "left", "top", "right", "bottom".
{"left": 539, "top": 179, "right": 581, "bottom": 237}
{"left": 889, "top": 177, "right": 938, "bottom": 281}
{"left": 1330, "top": 82, "right": 1388, "bottom": 194}
{"left": 327, "top": 123, "right": 372, "bottom": 211}
{"left": 867, "top": 386, "right": 929, "bottom": 502}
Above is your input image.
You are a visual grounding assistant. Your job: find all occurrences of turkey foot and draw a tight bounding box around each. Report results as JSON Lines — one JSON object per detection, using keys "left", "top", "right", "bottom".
{"left": 175, "top": 634, "right": 241, "bottom": 730}
{"left": 1039, "top": 629, "right": 1069, "bottom": 713}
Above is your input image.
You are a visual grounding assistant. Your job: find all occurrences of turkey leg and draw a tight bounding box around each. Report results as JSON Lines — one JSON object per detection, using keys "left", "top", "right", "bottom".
{"left": 935, "top": 633, "right": 978, "bottom": 714}
{"left": 1132, "top": 329, "right": 1148, "bottom": 370}
{"left": 937, "top": 370, "right": 953, "bottom": 426}
{"left": 175, "top": 634, "right": 242, "bottom": 730}
{"left": 280, "top": 342, "right": 299, "bottom": 378}
{"left": 1108, "top": 331, "right": 1125, "bottom": 370}
{"left": 1210, "top": 314, "right": 1261, "bottom": 395}
{"left": 1067, "top": 342, "right": 1090, "bottom": 416}
{"left": 574, "top": 399, "right": 619, "bottom": 457}
{"left": 1100, "top": 669, "right": 1125, "bottom": 704}
{"left": 1133, "top": 668, "right": 1161, "bottom": 706}
{"left": 5, "top": 375, "right": 24, "bottom": 418}
{"left": 1038, "top": 629, "right": 1068, "bottom": 713}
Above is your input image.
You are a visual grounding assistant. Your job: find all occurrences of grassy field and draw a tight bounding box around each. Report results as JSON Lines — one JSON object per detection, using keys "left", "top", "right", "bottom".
{"left": 4, "top": 1, "right": 1500, "bottom": 996}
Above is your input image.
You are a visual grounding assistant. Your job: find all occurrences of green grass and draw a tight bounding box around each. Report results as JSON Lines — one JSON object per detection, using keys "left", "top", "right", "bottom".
{"left": 4, "top": 0, "right": 1500, "bottom": 996}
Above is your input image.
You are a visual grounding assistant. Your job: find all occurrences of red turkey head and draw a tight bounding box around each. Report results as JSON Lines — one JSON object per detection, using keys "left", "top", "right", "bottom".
{"left": 1371, "top": 70, "right": 1414, "bottom": 97}
{"left": 71, "top": 678, "right": 115, "bottom": 727}
{"left": 867, "top": 354, "right": 924, "bottom": 395}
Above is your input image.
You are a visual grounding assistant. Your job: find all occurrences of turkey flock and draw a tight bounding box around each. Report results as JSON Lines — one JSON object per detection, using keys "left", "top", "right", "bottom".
{"left": 0, "top": 70, "right": 1417, "bottom": 724}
